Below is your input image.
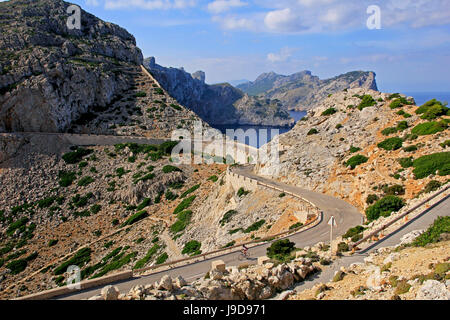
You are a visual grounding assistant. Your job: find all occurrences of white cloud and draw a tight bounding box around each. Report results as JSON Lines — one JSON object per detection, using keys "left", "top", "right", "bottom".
{"left": 267, "top": 47, "right": 296, "bottom": 63}
{"left": 212, "top": 0, "right": 450, "bottom": 34}
{"left": 207, "top": 0, "right": 247, "bottom": 14}
{"left": 103, "top": 0, "right": 197, "bottom": 10}
{"left": 212, "top": 15, "right": 256, "bottom": 31}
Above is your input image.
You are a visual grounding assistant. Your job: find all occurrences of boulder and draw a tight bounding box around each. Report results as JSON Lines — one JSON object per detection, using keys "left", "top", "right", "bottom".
{"left": 416, "top": 280, "right": 450, "bottom": 300}
{"left": 158, "top": 275, "right": 173, "bottom": 291}
{"left": 258, "top": 256, "right": 270, "bottom": 265}
{"left": 174, "top": 276, "right": 187, "bottom": 288}
{"left": 211, "top": 260, "right": 226, "bottom": 273}
{"left": 100, "top": 285, "right": 120, "bottom": 300}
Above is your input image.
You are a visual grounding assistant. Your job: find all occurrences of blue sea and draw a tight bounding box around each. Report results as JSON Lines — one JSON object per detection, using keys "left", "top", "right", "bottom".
{"left": 404, "top": 92, "right": 450, "bottom": 106}
{"left": 213, "top": 110, "right": 307, "bottom": 148}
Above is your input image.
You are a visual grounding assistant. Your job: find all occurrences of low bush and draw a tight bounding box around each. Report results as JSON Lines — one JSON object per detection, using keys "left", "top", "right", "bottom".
{"left": 378, "top": 137, "right": 403, "bottom": 151}
{"left": 62, "top": 148, "right": 93, "bottom": 164}
{"left": 48, "top": 239, "right": 58, "bottom": 247}
{"left": 411, "top": 121, "right": 447, "bottom": 136}
{"left": 412, "top": 152, "right": 450, "bottom": 179}
{"left": 162, "top": 165, "right": 182, "bottom": 174}
{"left": 182, "top": 240, "right": 202, "bottom": 256}
{"left": 403, "top": 145, "right": 418, "bottom": 152}
{"left": 38, "top": 197, "right": 56, "bottom": 209}
{"left": 266, "top": 239, "right": 296, "bottom": 262}
{"left": 58, "top": 171, "right": 76, "bottom": 187}
{"left": 321, "top": 108, "right": 337, "bottom": 116}
{"left": 398, "top": 157, "right": 414, "bottom": 168}
{"left": 349, "top": 146, "right": 361, "bottom": 153}
{"left": 77, "top": 176, "right": 94, "bottom": 187}
{"left": 337, "top": 242, "right": 349, "bottom": 253}
{"left": 346, "top": 155, "right": 369, "bottom": 169}
{"left": 156, "top": 252, "right": 169, "bottom": 264}
{"left": 180, "top": 184, "right": 200, "bottom": 198}
{"left": 54, "top": 248, "right": 92, "bottom": 275}
{"left": 357, "top": 95, "right": 376, "bottom": 110}
{"left": 173, "top": 195, "right": 196, "bottom": 215}
{"left": 289, "top": 222, "right": 304, "bottom": 230}
{"left": 412, "top": 216, "right": 450, "bottom": 247}
{"left": 343, "top": 225, "right": 366, "bottom": 239}
{"left": 219, "top": 210, "right": 238, "bottom": 226}
{"left": 440, "top": 140, "right": 450, "bottom": 149}
{"left": 120, "top": 210, "right": 149, "bottom": 227}
{"left": 237, "top": 187, "right": 250, "bottom": 197}
{"left": 170, "top": 210, "right": 193, "bottom": 234}
{"left": 383, "top": 184, "right": 405, "bottom": 196}
{"left": 366, "top": 194, "right": 379, "bottom": 205}
{"left": 244, "top": 219, "right": 265, "bottom": 233}
{"left": 307, "top": 128, "right": 318, "bottom": 135}
{"left": 6, "top": 259, "right": 28, "bottom": 275}
{"left": 366, "top": 196, "right": 405, "bottom": 221}
{"left": 208, "top": 175, "right": 219, "bottom": 182}
{"left": 133, "top": 244, "right": 160, "bottom": 269}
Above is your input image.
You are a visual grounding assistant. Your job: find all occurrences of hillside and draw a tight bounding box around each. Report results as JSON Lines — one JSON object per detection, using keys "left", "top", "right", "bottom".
{"left": 237, "top": 70, "right": 378, "bottom": 111}
{"left": 256, "top": 90, "right": 449, "bottom": 214}
{"left": 144, "top": 57, "right": 293, "bottom": 127}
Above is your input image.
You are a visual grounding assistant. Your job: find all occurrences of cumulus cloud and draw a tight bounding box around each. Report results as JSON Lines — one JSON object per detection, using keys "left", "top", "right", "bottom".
{"left": 103, "top": 0, "right": 197, "bottom": 10}
{"left": 212, "top": 14, "right": 256, "bottom": 31}
{"left": 207, "top": 0, "right": 248, "bottom": 14}
{"left": 212, "top": 0, "right": 450, "bottom": 33}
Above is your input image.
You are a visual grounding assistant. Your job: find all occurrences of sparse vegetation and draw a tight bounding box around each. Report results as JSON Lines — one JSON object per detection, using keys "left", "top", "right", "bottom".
{"left": 266, "top": 239, "right": 296, "bottom": 262}
{"left": 346, "top": 155, "right": 369, "bottom": 169}
{"left": 378, "top": 137, "right": 403, "bottom": 151}
{"left": 412, "top": 152, "right": 450, "bottom": 179}
{"left": 366, "top": 196, "right": 405, "bottom": 221}
{"left": 182, "top": 240, "right": 202, "bottom": 256}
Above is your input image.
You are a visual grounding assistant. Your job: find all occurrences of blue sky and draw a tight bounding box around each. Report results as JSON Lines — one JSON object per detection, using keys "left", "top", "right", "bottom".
{"left": 25, "top": 0, "right": 450, "bottom": 91}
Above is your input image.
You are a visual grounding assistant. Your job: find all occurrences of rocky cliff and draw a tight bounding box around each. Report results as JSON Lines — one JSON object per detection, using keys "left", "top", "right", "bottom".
{"left": 255, "top": 89, "right": 449, "bottom": 212}
{"left": 237, "top": 70, "right": 378, "bottom": 111}
{"left": 144, "top": 57, "right": 293, "bottom": 127}
{"left": 0, "top": 0, "right": 143, "bottom": 133}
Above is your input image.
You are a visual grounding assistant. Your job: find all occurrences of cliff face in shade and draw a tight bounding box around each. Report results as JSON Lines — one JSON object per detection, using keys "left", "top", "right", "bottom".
{"left": 143, "top": 57, "right": 294, "bottom": 127}
{"left": 0, "top": 0, "right": 143, "bottom": 133}
{"left": 237, "top": 70, "right": 378, "bottom": 111}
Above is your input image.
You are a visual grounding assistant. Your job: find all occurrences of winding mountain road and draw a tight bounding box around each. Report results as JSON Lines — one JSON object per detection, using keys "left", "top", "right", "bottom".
{"left": 56, "top": 165, "right": 363, "bottom": 300}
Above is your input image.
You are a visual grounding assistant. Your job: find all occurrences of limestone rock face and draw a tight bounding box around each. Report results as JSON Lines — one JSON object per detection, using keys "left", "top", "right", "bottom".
{"left": 237, "top": 70, "right": 378, "bottom": 111}
{"left": 143, "top": 57, "right": 293, "bottom": 127}
{"left": 416, "top": 280, "right": 450, "bottom": 300}
{"left": 0, "top": 0, "right": 143, "bottom": 133}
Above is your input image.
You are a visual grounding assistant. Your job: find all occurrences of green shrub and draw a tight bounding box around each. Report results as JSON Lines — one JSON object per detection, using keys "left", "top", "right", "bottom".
{"left": 343, "top": 225, "right": 366, "bottom": 239}
{"left": 289, "top": 222, "right": 304, "bottom": 230}
{"left": 133, "top": 244, "right": 160, "bottom": 269}
{"left": 389, "top": 99, "right": 403, "bottom": 109}
{"left": 54, "top": 248, "right": 92, "bottom": 275}
{"left": 440, "top": 140, "right": 450, "bottom": 149}
{"left": 6, "top": 259, "right": 28, "bottom": 275}
{"left": 244, "top": 219, "right": 265, "bottom": 233}
{"left": 48, "top": 239, "right": 58, "bottom": 247}
{"left": 7, "top": 217, "right": 29, "bottom": 236}
{"left": 411, "top": 121, "right": 447, "bottom": 136}
{"left": 208, "top": 175, "right": 219, "bottom": 182}
{"left": 170, "top": 210, "right": 193, "bottom": 234}
{"left": 219, "top": 210, "right": 238, "bottom": 226}
{"left": 412, "top": 216, "right": 450, "bottom": 247}
{"left": 412, "top": 152, "right": 450, "bottom": 179}
{"left": 182, "top": 240, "right": 201, "bottom": 256}
{"left": 357, "top": 95, "right": 376, "bottom": 110}
{"left": 322, "top": 108, "right": 337, "bottom": 116}
{"left": 72, "top": 193, "right": 93, "bottom": 208}
{"left": 237, "top": 187, "right": 250, "bottom": 197}
{"left": 396, "top": 121, "right": 409, "bottom": 131}
{"left": 120, "top": 210, "right": 148, "bottom": 227}
{"left": 403, "top": 145, "right": 418, "bottom": 152}
{"left": 381, "top": 127, "right": 398, "bottom": 136}
{"left": 90, "top": 251, "right": 137, "bottom": 279}
{"left": 337, "top": 242, "right": 349, "bottom": 253}
{"left": 398, "top": 157, "right": 413, "bottom": 168}
{"left": 378, "top": 137, "right": 403, "bottom": 151}
{"left": 173, "top": 195, "right": 196, "bottom": 215}
{"left": 62, "top": 148, "right": 93, "bottom": 164}
{"left": 336, "top": 124, "right": 343, "bottom": 129}
{"left": 333, "top": 271, "right": 346, "bottom": 282}
{"left": 383, "top": 184, "right": 405, "bottom": 196}
{"left": 307, "top": 128, "right": 318, "bottom": 135}
{"left": 165, "top": 190, "right": 178, "bottom": 201}
{"left": 394, "top": 280, "right": 411, "bottom": 295}
{"left": 155, "top": 252, "right": 169, "bottom": 265}
{"left": 421, "top": 180, "right": 442, "bottom": 194}
{"left": 135, "top": 91, "right": 147, "bottom": 98}
{"left": 223, "top": 241, "right": 236, "bottom": 248}
{"left": 180, "top": 184, "right": 200, "bottom": 198}
{"left": 155, "top": 88, "right": 164, "bottom": 95}
{"left": 346, "top": 155, "right": 369, "bottom": 169}
{"left": 162, "top": 165, "right": 182, "bottom": 173}
{"left": 366, "top": 196, "right": 405, "bottom": 221}
{"left": 136, "top": 198, "right": 152, "bottom": 211}
{"left": 77, "top": 176, "right": 94, "bottom": 187}
{"left": 58, "top": 171, "right": 76, "bottom": 187}
{"left": 38, "top": 197, "right": 56, "bottom": 209}
{"left": 266, "top": 239, "right": 296, "bottom": 262}
{"left": 349, "top": 146, "right": 361, "bottom": 153}
{"left": 366, "top": 194, "right": 379, "bottom": 205}
{"left": 90, "top": 204, "right": 102, "bottom": 215}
